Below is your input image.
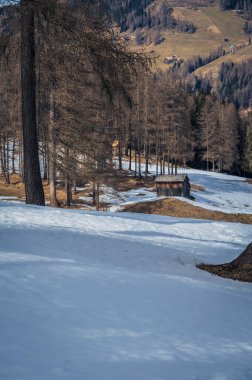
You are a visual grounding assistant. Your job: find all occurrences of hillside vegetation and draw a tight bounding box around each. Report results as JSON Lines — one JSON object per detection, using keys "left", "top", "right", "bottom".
{"left": 127, "top": 6, "right": 250, "bottom": 71}
{"left": 194, "top": 43, "right": 252, "bottom": 77}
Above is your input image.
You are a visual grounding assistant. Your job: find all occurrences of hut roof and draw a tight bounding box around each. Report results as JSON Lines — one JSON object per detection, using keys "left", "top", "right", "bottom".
{"left": 155, "top": 174, "right": 189, "bottom": 183}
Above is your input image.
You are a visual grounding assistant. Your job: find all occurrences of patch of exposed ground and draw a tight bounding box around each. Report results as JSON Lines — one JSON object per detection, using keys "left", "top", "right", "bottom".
{"left": 123, "top": 198, "right": 252, "bottom": 224}
{"left": 1, "top": 174, "right": 251, "bottom": 223}
{"left": 197, "top": 242, "right": 252, "bottom": 282}
{"left": 0, "top": 174, "right": 25, "bottom": 200}
{"left": 0, "top": 174, "right": 87, "bottom": 208}
{"left": 207, "top": 25, "right": 221, "bottom": 34}
{"left": 106, "top": 174, "right": 154, "bottom": 192}
{"left": 0, "top": 173, "right": 154, "bottom": 209}
{"left": 191, "top": 183, "right": 205, "bottom": 191}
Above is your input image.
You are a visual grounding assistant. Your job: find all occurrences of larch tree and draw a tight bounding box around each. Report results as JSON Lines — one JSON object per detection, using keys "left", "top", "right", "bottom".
{"left": 37, "top": 0, "right": 149, "bottom": 206}
{"left": 216, "top": 102, "right": 239, "bottom": 172}
{"left": 1, "top": 0, "right": 149, "bottom": 206}
{"left": 200, "top": 96, "right": 219, "bottom": 171}
{"left": 20, "top": 0, "right": 45, "bottom": 205}
{"left": 0, "top": 3, "right": 21, "bottom": 184}
{"left": 241, "top": 110, "right": 252, "bottom": 175}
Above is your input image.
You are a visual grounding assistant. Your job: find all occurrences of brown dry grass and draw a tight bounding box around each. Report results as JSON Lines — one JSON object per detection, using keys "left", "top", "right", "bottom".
{"left": 123, "top": 198, "right": 252, "bottom": 224}
{"left": 1, "top": 174, "right": 251, "bottom": 224}
{"left": 0, "top": 174, "right": 87, "bottom": 208}
{"left": 197, "top": 243, "right": 252, "bottom": 282}
{"left": 0, "top": 174, "right": 25, "bottom": 199}
{"left": 197, "top": 262, "right": 252, "bottom": 282}
{"left": 191, "top": 183, "right": 205, "bottom": 191}
{"left": 0, "top": 173, "right": 154, "bottom": 209}
{"left": 128, "top": 6, "right": 249, "bottom": 71}
{"left": 106, "top": 175, "right": 154, "bottom": 192}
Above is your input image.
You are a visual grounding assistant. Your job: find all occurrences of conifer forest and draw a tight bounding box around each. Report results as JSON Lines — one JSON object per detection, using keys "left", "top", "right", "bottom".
{"left": 0, "top": 0, "right": 252, "bottom": 206}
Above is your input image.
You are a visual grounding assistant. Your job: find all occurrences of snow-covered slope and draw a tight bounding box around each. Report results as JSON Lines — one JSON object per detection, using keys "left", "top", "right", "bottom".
{"left": 117, "top": 163, "right": 252, "bottom": 214}
{"left": 182, "top": 168, "right": 252, "bottom": 214}
{"left": 1, "top": 196, "right": 252, "bottom": 380}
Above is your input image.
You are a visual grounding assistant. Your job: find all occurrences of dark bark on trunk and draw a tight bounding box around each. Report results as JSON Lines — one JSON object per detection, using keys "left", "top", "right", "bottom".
{"left": 0, "top": 140, "right": 6, "bottom": 179}
{"left": 155, "top": 137, "right": 159, "bottom": 176}
{"left": 0, "top": 137, "right": 10, "bottom": 184}
{"left": 129, "top": 119, "right": 132, "bottom": 171}
{"left": 21, "top": 0, "right": 45, "bottom": 205}
{"left": 129, "top": 142, "right": 132, "bottom": 171}
{"left": 49, "top": 160, "right": 58, "bottom": 207}
{"left": 145, "top": 140, "right": 149, "bottom": 178}
{"left": 134, "top": 137, "right": 137, "bottom": 178}
{"left": 6, "top": 137, "right": 10, "bottom": 184}
{"left": 92, "top": 181, "right": 96, "bottom": 205}
{"left": 115, "top": 115, "right": 122, "bottom": 170}
{"left": 138, "top": 145, "right": 142, "bottom": 179}
{"left": 19, "top": 138, "right": 24, "bottom": 183}
{"left": 48, "top": 93, "right": 59, "bottom": 207}
{"left": 43, "top": 153, "right": 48, "bottom": 182}
{"left": 95, "top": 180, "right": 100, "bottom": 211}
{"left": 64, "top": 148, "right": 71, "bottom": 207}
{"left": 145, "top": 156, "right": 149, "bottom": 178}
{"left": 65, "top": 174, "right": 72, "bottom": 207}
{"left": 118, "top": 139, "right": 122, "bottom": 170}
{"left": 73, "top": 179, "right": 77, "bottom": 196}
{"left": 12, "top": 137, "right": 16, "bottom": 174}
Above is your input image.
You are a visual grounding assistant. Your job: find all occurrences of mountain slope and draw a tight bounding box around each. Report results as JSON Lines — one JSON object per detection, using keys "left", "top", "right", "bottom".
{"left": 193, "top": 43, "right": 252, "bottom": 77}
{"left": 125, "top": 6, "right": 250, "bottom": 71}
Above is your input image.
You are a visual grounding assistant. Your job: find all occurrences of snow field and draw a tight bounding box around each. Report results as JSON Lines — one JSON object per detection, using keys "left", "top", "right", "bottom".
{"left": 0, "top": 196, "right": 252, "bottom": 379}
{"left": 116, "top": 163, "right": 252, "bottom": 215}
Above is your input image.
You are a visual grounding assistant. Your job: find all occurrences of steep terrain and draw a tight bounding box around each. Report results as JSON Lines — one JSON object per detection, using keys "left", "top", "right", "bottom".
{"left": 111, "top": 0, "right": 250, "bottom": 77}
{"left": 126, "top": 6, "right": 250, "bottom": 71}
{"left": 193, "top": 43, "right": 252, "bottom": 78}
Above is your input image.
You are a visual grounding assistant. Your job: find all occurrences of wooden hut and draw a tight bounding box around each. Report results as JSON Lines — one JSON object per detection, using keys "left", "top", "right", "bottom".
{"left": 155, "top": 174, "right": 190, "bottom": 198}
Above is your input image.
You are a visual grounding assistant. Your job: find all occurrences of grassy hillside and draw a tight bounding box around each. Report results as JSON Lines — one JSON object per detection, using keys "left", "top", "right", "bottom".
{"left": 194, "top": 43, "right": 252, "bottom": 77}
{"left": 127, "top": 6, "right": 250, "bottom": 71}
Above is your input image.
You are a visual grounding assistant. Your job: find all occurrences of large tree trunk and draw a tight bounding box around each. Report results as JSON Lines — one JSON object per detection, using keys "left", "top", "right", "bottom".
{"left": 64, "top": 148, "right": 72, "bottom": 207}
{"left": 144, "top": 140, "right": 149, "bottom": 178}
{"left": 95, "top": 180, "right": 100, "bottom": 211}
{"left": 0, "top": 136, "right": 10, "bottom": 184}
{"left": 5, "top": 136, "right": 10, "bottom": 184}
{"left": 11, "top": 136, "right": 16, "bottom": 174}
{"left": 128, "top": 118, "right": 132, "bottom": 171}
{"left": 21, "top": 0, "right": 45, "bottom": 205}
{"left": 48, "top": 93, "right": 59, "bottom": 207}
{"left": 65, "top": 174, "right": 72, "bottom": 207}
{"left": 118, "top": 138, "right": 122, "bottom": 170}
{"left": 0, "top": 138, "right": 7, "bottom": 181}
